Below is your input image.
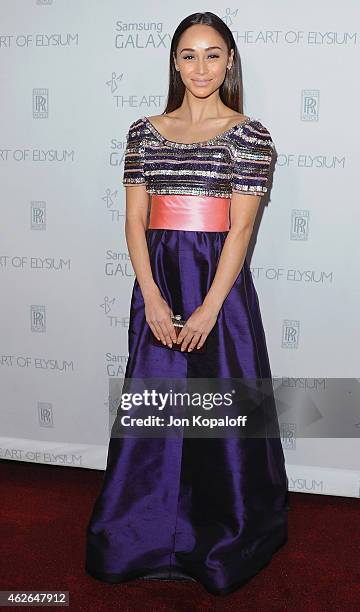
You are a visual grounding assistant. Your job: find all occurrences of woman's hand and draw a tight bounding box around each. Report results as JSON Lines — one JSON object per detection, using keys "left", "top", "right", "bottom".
{"left": 176, "top": 305, "right": 219, "bottom": 352}
{"left": 144, "top": 290, "right": 177, "bottom": 348}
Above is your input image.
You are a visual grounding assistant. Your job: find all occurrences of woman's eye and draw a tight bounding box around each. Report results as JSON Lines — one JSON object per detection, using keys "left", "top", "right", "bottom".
{"left": 182, "top": 54, "right": 220, "bottom": 60}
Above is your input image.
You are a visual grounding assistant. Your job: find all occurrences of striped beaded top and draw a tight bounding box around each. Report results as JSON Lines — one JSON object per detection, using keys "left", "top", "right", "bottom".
{"left": 122, "top": 115, "right": 275, "bottom": 198}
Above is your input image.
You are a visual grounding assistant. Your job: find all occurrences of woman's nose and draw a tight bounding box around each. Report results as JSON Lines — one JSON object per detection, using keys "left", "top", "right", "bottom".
{"left": 195, "top": 59, "right": 207, "bottom": 74}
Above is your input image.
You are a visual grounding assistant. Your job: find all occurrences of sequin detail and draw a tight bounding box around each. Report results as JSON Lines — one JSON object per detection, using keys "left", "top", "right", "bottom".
{"left": 122, "top": 116, "right": 275, "bottom": 197}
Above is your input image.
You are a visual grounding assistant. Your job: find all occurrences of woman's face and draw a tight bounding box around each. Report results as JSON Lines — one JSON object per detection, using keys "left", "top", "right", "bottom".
{"left": 174, "top": 24, "right": 234, "bottom": 98}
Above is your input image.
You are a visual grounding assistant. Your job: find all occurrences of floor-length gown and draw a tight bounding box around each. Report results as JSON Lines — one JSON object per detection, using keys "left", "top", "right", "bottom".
{"left": 85, "top": 115, "right": 289, "bottom": 596}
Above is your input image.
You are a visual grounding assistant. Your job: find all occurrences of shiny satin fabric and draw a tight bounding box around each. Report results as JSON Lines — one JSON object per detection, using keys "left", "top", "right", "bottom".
{"left": 85, "top": 228, "right": 289, "bottom": 596}
{"left": 148, "top": 194, "right": 230, "bottom": 231}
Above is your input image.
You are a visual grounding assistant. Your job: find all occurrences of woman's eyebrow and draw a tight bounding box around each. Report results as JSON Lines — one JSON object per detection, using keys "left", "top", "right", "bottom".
{"left": 179, "top": 46, "right": 223, "bottom": 53}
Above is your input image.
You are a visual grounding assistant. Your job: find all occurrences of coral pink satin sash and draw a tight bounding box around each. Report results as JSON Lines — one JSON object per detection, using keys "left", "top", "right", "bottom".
{"left": 148, "top": 194, "right": 230, "bottom": 231}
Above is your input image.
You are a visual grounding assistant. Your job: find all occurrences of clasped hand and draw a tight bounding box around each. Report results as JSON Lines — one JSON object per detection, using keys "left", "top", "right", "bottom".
{"left": 176, "top": 305, "right": 218, "bottom": 351}
{"left": 145, "top": 291, "right": 218, "bottom": 351}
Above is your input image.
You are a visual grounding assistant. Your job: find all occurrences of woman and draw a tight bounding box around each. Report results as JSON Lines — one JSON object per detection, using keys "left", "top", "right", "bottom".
{"left": 85, "top": 11, "right": 289, "bottom": 597}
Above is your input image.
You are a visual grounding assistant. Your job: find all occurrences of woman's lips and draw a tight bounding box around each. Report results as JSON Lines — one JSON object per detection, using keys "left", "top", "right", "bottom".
{"left": 192, "top": 79, "right": 211, "bottom": 86}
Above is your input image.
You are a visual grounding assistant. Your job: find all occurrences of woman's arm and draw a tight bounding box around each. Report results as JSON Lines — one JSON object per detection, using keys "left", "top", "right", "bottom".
{"left": 202, "top": 192, "right": 262, "bottom": 313}
{"left": 124, "top": 184, "right": 157, "bottom": 299}
{"left": 125, "top": 184, "right": 177, "bottom": 347}
{"left": 176, "top": 192, "right": 262, "bottom": 351}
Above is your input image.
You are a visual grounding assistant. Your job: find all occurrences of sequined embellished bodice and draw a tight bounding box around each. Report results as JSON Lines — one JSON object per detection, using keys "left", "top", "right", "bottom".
{"left": 122, "top": 115, "right": 275, "bottom": 198}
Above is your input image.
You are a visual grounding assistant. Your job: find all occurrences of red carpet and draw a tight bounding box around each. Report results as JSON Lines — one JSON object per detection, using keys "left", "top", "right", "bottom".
{"left": 1, "top": 458, "right": 359, "bottom": 611}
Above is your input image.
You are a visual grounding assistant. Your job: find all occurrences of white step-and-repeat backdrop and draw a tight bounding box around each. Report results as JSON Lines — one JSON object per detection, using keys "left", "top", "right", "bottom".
{"left": 1, "top": 1, "right": 359, "bottom": 497}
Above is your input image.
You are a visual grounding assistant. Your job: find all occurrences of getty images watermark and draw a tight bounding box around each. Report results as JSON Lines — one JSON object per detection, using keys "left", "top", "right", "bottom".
{"left": 120, "top": 387, "right": 248, "bottom": 429}
{"left": 109, "top": 377, "right": 282, "bottom": 439}
{"left": 108, "top": 377, "right": 360, "bottom": 439}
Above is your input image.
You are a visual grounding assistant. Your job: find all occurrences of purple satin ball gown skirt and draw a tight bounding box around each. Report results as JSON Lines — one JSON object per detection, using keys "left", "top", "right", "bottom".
{"left": 85, "top": 228, "right": 289, "bottom": 597}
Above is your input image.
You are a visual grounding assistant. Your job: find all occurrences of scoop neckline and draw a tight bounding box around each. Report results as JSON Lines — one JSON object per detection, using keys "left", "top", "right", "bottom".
{"left": 142, "top": 114, "right": 253, "bottom": 147}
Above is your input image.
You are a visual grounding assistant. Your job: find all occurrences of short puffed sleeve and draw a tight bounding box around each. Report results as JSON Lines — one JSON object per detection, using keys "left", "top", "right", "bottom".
{"left": 230, "top": 119, "right": 275, "bottom": 196}
{"left": 122, "top": 119, "right": 146, "bottom": 186}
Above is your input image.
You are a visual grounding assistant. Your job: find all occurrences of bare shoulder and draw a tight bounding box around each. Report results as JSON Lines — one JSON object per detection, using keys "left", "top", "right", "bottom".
{"left": 146, "top": 114, "right": 168, "bottom": 128}
{"left": 224, "top": 111, "right": 248, "bottom": 121}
